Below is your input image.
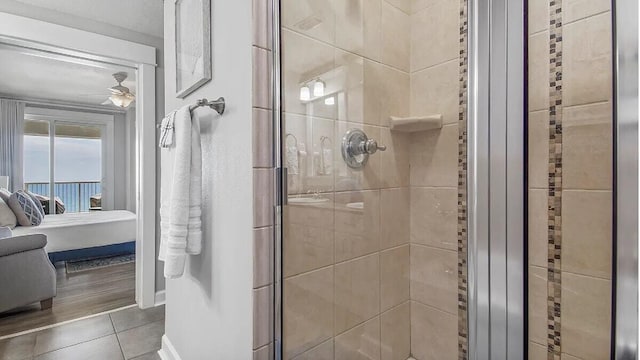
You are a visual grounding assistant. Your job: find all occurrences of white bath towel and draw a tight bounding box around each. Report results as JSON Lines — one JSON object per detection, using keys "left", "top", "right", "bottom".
{"left": 159, "top": 105, "right": 202, "bottom": 278}
{"left": 159, "top": 110, "right": 176, "bottom": 148}
{"left": 321, "top": 148, "right": 333, "bottom": 175}
{"left": 286, "top": 145, "right": 299, "bottom": 175}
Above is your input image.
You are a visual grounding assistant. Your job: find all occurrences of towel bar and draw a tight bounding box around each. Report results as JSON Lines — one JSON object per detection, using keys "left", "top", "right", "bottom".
{"left": 156, "top": 97, "right": 225, "bottom": 128}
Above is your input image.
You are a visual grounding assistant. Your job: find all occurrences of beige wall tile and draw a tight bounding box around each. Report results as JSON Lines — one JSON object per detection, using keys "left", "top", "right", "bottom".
{"left": 410, "top": 301, "right": 457, "bottom": 360}
{"left": 564, "top": 13, "right": 612, "bottom": 107}
{"left": 564, "top": 0, "right": 610, "bottom": 24}
{"left": 563, "top": 102, "right": 613, "bottom": 190}
{"left": 254, "top": 227, "right": 274, "bottom": 288}
{"left": 410, "top": 187, "right": 457, "bottom": 251}
{"left": 528, "top": 266, "right": 547, "bottom": 346}
{"left": 380, "top": 188, "right": 410, "bottom": 249}
{"left": 284, "top": 222, "right": 334, "bottom": 277}
{"left": 409, "top": 124, "right": 459, "bottom": 187}
{"left": 528, "top": 342, "right": 548, "bottom": 360}
{"left": 291, "top": 340, "right": 334, "bottom": 360}
{"left": 381, "top": 2, "right": 410, "bottom": 71}
{"left": 282, "top": 0, "right": 335, "bottom": 44}
{"left": 334, "top": 191, "right": 381, "bottom": 262}
{"left": 284, "top": 267, "right": 334, "bottom": 359}
{"left": 282, "top": 30, "right": 335, "bottom": 117}
{"left": 334, "top": 122, "right": 381, "bottom": 191}
{"left": 253, "top": 0, "right": 273, "bottom": 49}
{"left": 335, "top": 317, "right": 381, "bottom": 360}
{"left": 286, "top": 198, "right": 334, "bottom": 228}
{"left": 528, "top": 0, "right": 549, "bottom": 35}
{"left": 562, "top": 353, "right": 582, "bottom": 360}
{"left": 562, "top": 273, "right": 612, "bottom": 360}
{"left": 411, "top": 0, "right": 434, "bottom": 14}
{"left": 253, "top": 108, "right": 273, "bottom": 168}
{"left": 254, "top": 343, "right": 274, "bottom": 360}
{"left": 380, "top": 129, "right": 410, "bottom": 188}
{"left": 528, "top": 31, "right": 550, "bottom": 112}
{"left": 284, "top": 113, "right": 335, "bottom": 194}
{"left": 334, "top": 254, "right": 380, "bottom": 334}
{"left": 253, "top": 47, "right": 273, "bottom": 109}
{"left": 528, "top": 110, "right": 549, "bottom": 189}
{"left": 562, "top": 190, "right": 612, "bottom": 279}
{"left": 410, "top": 60, "right": 459, "bottom": 124}
{"left": 410, "top": 245, "right": 457, "bottom": 314}
{"left": 410, "top": 0, "right": 458, "bottom": 72}
{"left": 364, "top": 60, "right": 410, "bottom": 127}
{"left": 380, "top": 302, "right": 411, "bottom": 360}
{"left": 387, "top": 0, "right": 411, "bottom": 14}
{"left": 254, "top": 285, "right": 274, "bottom": 349}
{"left": 528, "top": 189, "right": 548, "bottom": 268}
{"left": 254, "top": 168, "right": 274, "bottom": 228}
{"left": 336, "top": 51, "right": 367, "bottom": 125}
{"left": 380, "top": 246, "right": 410, "bottom": 311}
{"left": 334, "top": 0, "right": 382, "bottom": 61}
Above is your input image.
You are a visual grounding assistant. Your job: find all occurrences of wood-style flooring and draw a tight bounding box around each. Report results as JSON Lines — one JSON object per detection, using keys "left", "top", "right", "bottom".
{"left": 0, "top": 262, "right": 135, "bottom": 337}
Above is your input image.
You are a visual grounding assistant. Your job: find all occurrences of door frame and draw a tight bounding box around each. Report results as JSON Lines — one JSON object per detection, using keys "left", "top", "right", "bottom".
{"left": 613, "top": 0, "right": 639, "bottom": 358}
{"left": 468, "top": 0, "right": 526, "bottom": 358}
{"left": 0, "top": 12, "right": 159, "bottom": 308}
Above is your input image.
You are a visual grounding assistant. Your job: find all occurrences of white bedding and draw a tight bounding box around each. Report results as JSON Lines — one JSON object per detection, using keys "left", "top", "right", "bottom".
{"left": 12, "top": 210, "right": 136, "bottom": 253}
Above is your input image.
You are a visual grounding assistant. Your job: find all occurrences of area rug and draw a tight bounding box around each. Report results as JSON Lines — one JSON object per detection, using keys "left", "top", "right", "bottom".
{"left": 65, "top": 254, "right": 135, "bottom": 274}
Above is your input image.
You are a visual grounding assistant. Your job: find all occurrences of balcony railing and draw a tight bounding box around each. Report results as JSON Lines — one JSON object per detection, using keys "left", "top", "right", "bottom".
{"left": 25, "top": 181, "right": 101, "bottom": 213}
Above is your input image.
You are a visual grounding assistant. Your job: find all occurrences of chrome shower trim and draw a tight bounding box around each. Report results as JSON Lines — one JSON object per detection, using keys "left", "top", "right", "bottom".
{"left": 613, "top": 0, "right": 639, "bottom": 358}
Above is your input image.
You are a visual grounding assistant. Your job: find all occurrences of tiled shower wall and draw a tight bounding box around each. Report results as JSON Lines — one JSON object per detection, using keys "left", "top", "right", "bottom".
{"left": 280, "top": 0, "right": 413, "bottom": 358}
{"left": 527, "top": 0, "right": 613, "bottom": 359}
{"left": 408, "top": 0, "right": 466, "bottom": 358}
{"left": 252, "top": 0, "right": 275, "bottom": 359}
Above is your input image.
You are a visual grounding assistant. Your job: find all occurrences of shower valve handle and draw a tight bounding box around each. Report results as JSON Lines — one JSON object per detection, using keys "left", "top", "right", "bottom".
{"left": 362, "top": 139, "right": 387, "bottom": 154}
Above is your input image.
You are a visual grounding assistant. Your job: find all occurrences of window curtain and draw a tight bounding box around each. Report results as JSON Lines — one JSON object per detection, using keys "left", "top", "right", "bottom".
{"left": 0, "top": 100, "right": 25, "bottom": 191}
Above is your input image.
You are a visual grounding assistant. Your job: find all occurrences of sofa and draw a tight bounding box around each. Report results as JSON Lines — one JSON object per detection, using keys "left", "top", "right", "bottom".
{"left": 0, "top": 227, "right": 56, "bottom": 313}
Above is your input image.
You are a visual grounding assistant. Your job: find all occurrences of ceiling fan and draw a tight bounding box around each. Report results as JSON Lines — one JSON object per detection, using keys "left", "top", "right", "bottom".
{"left": 102, "top": 72, "right": 135, "bottom": 108}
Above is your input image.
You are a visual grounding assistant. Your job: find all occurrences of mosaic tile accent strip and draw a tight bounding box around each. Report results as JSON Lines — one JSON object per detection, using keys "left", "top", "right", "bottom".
{"left": 547, "top": 0, "right": 563, "bottom": 359}
{"left": 457, "top": 0, "right": 469, "bottom": 358}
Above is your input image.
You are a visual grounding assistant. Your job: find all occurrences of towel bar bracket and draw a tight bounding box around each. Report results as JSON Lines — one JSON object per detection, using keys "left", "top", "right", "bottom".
{"left": 190, "top": 97, "right": 225, "bottom": 115}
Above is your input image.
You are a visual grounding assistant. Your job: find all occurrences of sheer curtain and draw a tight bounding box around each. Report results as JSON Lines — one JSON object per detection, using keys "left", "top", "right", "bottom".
{"left": 0, "top": 100, "right": 25, "bottom": 191}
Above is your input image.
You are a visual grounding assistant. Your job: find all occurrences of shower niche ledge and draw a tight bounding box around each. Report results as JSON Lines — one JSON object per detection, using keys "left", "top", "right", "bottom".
{"left": 389, "top": 114, "right": 443, "bottom": 133}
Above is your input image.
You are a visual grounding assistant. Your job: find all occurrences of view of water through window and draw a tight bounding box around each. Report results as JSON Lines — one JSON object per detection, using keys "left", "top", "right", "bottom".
{"left": 24, "top": 133, "right": 102, "bottom": 213}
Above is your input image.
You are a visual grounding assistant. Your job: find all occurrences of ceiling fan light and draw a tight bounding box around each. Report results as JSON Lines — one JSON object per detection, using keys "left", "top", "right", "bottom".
{"left": 109, "top": 94, "right": 134, "bottom": 108}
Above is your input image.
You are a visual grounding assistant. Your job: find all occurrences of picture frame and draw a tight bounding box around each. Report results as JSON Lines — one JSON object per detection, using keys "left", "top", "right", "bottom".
{"left": 175, "top": 0, "right": 211, "bottom": 98}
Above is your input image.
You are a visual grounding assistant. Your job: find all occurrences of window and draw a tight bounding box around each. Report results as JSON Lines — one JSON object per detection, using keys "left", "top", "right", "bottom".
{"left": 23, "top": 110, "right": 114, "bottom": 214}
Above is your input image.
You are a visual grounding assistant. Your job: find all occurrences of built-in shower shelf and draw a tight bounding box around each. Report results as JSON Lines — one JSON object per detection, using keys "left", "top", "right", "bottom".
{"left": 389, "top": 114, "right": 443, "bottom": 132}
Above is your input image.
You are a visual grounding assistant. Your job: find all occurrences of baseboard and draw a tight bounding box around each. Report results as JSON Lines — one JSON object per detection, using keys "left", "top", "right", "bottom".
{"left": 158, "top": 335, "right": 182, "bottom": 360}
{"left": 155, "top": 290, "right": 166, "bottom": 306}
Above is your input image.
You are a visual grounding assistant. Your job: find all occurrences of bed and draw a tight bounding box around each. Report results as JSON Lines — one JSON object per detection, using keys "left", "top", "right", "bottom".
{"left": 12, "top": 210, "right": 136, "bottom": 262}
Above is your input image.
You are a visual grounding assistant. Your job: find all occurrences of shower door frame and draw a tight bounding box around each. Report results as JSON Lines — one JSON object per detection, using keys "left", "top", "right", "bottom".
{"left": 613, "top": 0, "right": 639, "bottom": 358}
{"left": 468, "top": 0, "right": 526, "bottom": 358}
{"left": 270, "top": 0, "right": 527, "bottom": 358}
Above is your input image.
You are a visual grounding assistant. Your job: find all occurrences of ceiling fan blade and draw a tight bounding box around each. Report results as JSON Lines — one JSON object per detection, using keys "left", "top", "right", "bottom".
{"left": 101, "top": 99, "right": 113, "bottom": 105}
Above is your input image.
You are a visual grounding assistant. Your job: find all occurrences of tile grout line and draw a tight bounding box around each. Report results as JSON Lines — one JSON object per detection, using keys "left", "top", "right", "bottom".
{"left": 110, "top": 314, "right": 127, "bottom": 360}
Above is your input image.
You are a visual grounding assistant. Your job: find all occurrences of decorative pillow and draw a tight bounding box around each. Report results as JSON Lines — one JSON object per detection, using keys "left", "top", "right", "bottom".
{"left": 0, "top": 188, "right": 10, "bottom": 203}
{"left": 26, "top": 191, "right": 45, "bottom": 218}
{"left": 8, "top": 191, "right": 43, "bottom": 226}
{"left": 32, "top": 194, "right": 66, "bottom": 215}
{"left": 0, "top": 197, "right": 17, "bottom": 229}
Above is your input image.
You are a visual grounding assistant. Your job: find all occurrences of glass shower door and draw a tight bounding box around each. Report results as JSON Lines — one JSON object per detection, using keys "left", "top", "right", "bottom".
{"left": 279, "top": 0, "right": 470, "bottom": 359}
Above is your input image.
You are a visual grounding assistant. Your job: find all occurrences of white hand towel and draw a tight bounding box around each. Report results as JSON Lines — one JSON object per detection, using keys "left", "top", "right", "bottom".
{"left": 159, "top": 104, "right": 202, "bottom": 279}
{"left": 159, "top": 110, "right": 176, "bottom": 148}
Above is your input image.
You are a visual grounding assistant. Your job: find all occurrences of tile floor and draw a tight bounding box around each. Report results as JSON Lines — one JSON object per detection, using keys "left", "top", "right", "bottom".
{"left": 0, "top": 304, "right": 165, "bottom": 360}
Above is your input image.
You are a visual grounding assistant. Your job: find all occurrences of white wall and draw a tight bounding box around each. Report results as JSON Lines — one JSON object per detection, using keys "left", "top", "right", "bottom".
{"left": 162, "top": 0, "right": 254, "bottom": 359}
